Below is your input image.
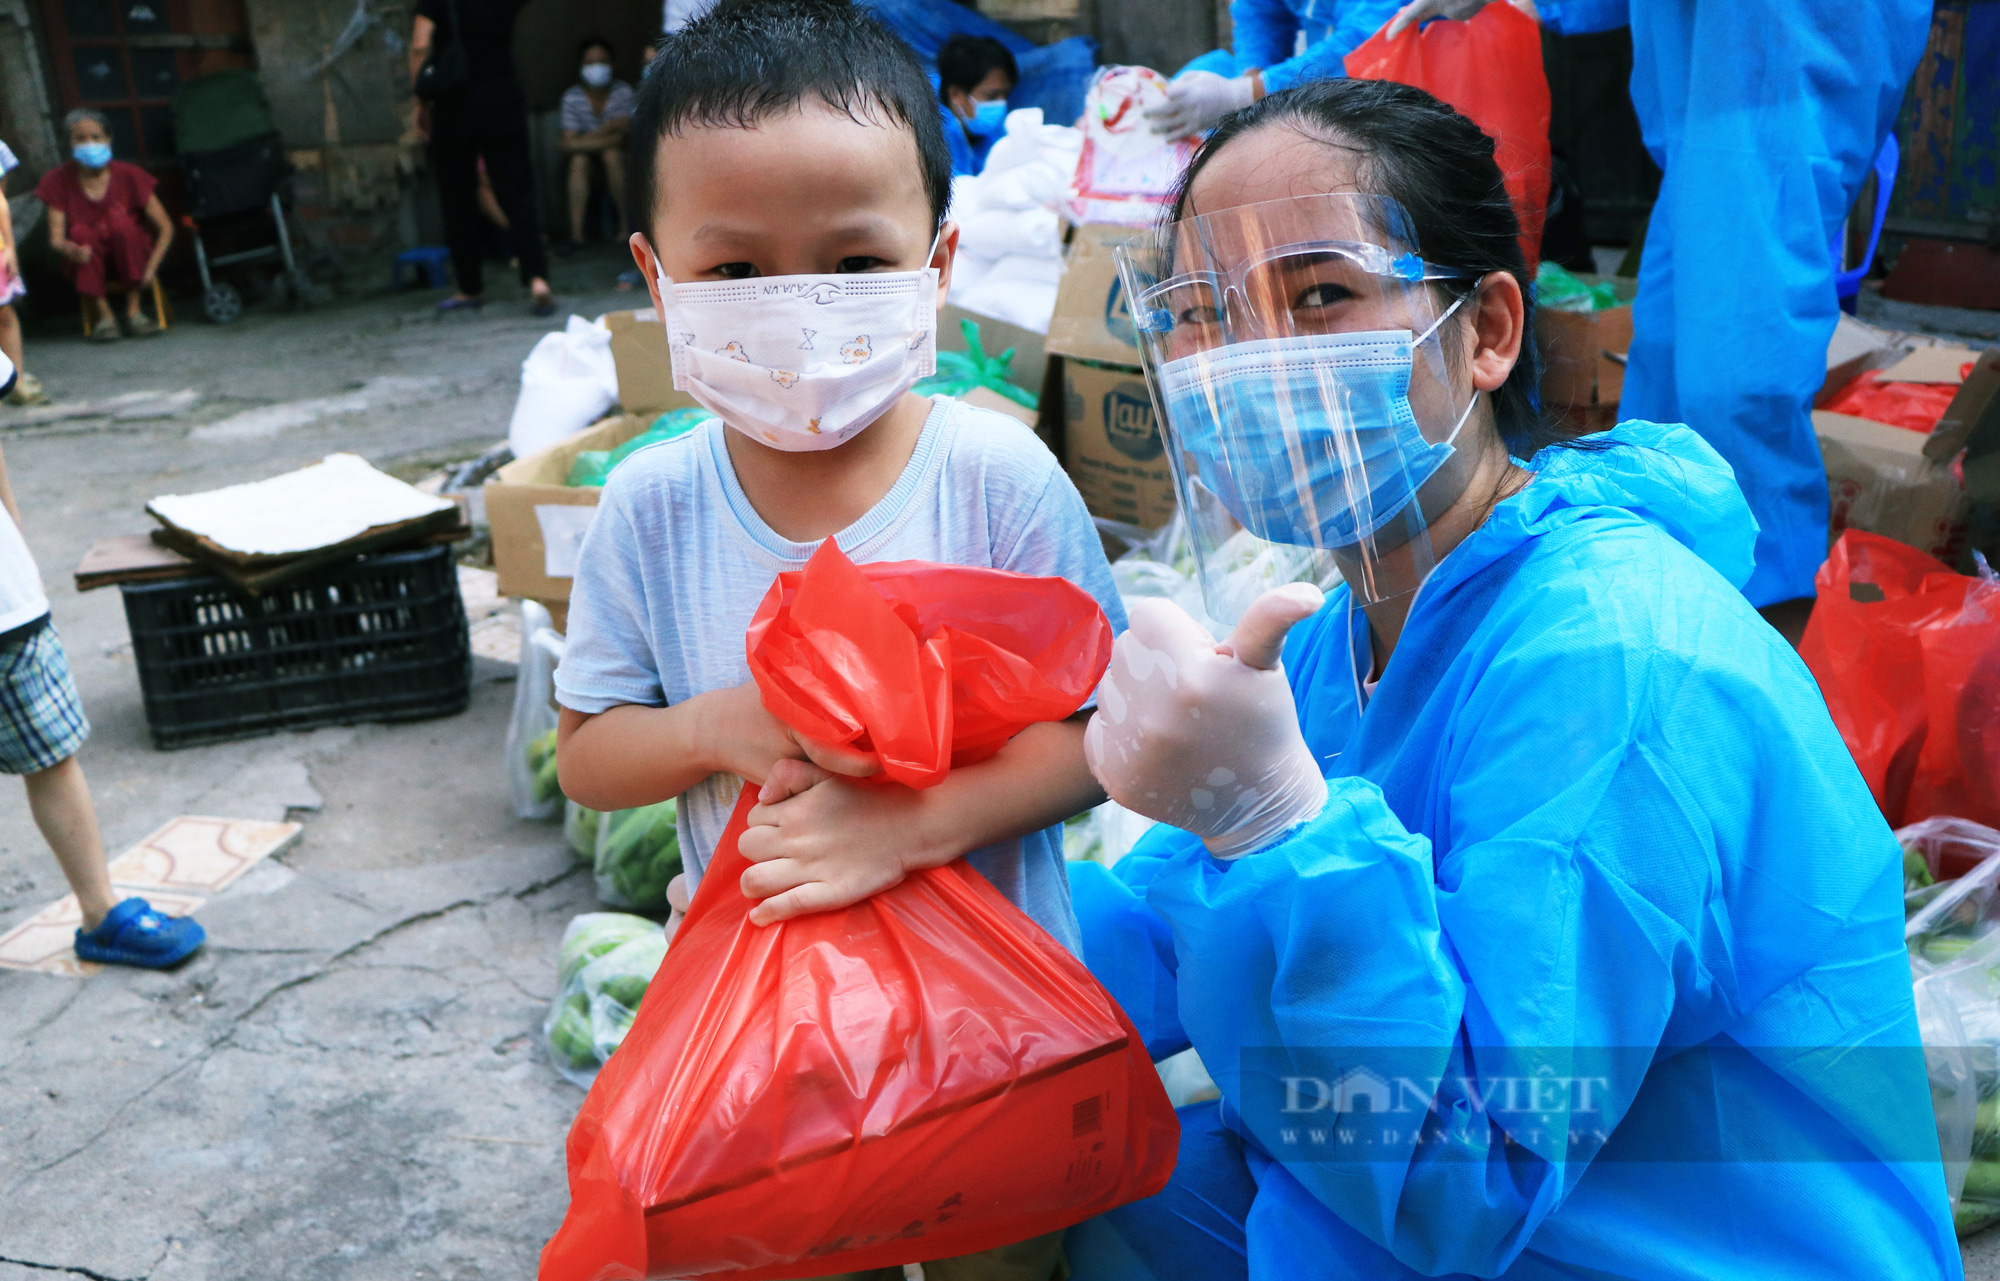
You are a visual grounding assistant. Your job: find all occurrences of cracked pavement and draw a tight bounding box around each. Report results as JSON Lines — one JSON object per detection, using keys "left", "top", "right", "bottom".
{"left": 0, "top": 254, "right": 643, "bottom": 1281}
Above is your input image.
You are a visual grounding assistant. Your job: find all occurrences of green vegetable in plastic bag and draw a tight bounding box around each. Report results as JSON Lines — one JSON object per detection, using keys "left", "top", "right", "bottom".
{"left": 544, "top": 923, "right": 671, "bottom": 1087}
{"left": 565, "top": 800, "right": 601, "bottom": 864}
{"left": 557, "top": 911, "right": 655, "bottom": 986}
{"left": 528, "top": 728, "right": 561, "bottom": 804}
{"left": 1535, "top": 261, "right": 1620, "bottom": 314}
{"left": 566, "top": 406, "right": 717, "bottom": 487}
{"left": 912, "top": 318, "right": 1039, "bottom": 410}
{"left": 595, "top": 798, "right": 682, "bottom": 913}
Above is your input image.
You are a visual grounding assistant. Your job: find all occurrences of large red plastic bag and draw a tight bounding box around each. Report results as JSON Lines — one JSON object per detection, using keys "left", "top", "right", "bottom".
{"left": 542, "top": 543, "right": 1178, "bottom": 1281}
{"left": 1344, "top": 2, "right": 1550, "bottom": 269}
{"left": 1798, "top": 530, "right": 1995, "bottom": 825}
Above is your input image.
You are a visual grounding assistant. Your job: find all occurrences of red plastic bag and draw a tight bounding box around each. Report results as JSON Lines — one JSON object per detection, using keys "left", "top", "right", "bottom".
{"left": 1820, "top": 368, "right": 1970, "bottom": 433}
{"left": 1800, "top": 530, "right": 2000, "bottom": 828}
{"left": 1344, "top": 2, "right": 1551, "bottom": 270}
{"left": 543, "top": 543, "right": 1178, "bottom": 1281}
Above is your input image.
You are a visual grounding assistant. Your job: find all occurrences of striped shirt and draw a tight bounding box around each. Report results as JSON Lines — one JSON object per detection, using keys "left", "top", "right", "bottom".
{"left": 559, "top": 82, "right": 635, "bottom": 134}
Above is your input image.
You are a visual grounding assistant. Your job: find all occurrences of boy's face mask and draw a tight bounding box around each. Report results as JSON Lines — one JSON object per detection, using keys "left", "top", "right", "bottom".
{"left": 656, "top": 240, "right": 940, "bottom": 452}
{"left": 581, "top": 63, "right": 613, "bottom": 87}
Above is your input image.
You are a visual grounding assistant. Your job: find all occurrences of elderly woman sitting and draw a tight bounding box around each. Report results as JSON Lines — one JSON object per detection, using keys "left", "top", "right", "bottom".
{"left": 34, "top": 109, "right": 173, "bottom": 340}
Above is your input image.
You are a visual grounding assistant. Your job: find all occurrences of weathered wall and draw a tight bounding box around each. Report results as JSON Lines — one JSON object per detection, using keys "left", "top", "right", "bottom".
{"left": 242, "top": 0, "right": 425, "bottom": 290}
{"left": 1087, "top": 0, "right": 1221, "bottom": 75}
{"left": 0, "top": 0, "right": 59, "bottom": 198}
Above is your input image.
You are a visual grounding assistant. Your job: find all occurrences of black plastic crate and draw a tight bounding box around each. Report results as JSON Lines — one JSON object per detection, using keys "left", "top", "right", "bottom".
{"left": 120, "top": 543, "right": 471, "bottom": 749}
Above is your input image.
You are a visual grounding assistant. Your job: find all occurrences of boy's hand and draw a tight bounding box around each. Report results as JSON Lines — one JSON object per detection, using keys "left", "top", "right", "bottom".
{"left": 697, "top": 681, "right": 878, "bottom": 787}
{"left": 738, "top": 760, "right": 934, "bottom": 925}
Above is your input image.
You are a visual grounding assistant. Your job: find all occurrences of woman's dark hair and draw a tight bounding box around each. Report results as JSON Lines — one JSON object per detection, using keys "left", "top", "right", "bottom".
{"left": 577, "top": 35, "right": 614, "bottom": 61}
{"left": 936, "top": 35, "right": 1018, "bottom": 100}
{"left": 628, "top": 0, "right": 951, "bottom": 240}
{"left": 1171, "top": 77, "right": 1569, "bottom": 459}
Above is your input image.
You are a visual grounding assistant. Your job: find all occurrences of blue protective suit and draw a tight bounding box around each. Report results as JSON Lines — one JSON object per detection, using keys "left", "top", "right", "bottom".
{"left": 940, "top": 106, "right": 997, "bottom": 177}
{"left": 1070, "top": 422, "right": 1960, "bottom": 1279}
{"left": 1537, "top": 0, "right": 1929, "bottom": 606}
{"left": 1180, "top": 0, "right": 1404, "bottom": 92}
{"left": 860, "top": 0, "right": 1099, "bottom": 127}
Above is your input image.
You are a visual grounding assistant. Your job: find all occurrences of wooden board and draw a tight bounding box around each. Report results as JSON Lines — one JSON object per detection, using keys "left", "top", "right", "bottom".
{"left": 73, "top": 534, "right": 201, "bottom": 592}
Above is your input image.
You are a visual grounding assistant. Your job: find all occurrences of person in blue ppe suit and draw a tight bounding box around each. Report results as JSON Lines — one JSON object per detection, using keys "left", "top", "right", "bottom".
{"left": 1065, "top": 77, "right": 1958, "bottom": 1280}
{"left": 936, "top": 34, "right": 1017, "bottom": 176}
{"left": 1383, "top": 0, "right": 1929, "bottom": 635}
{"left": 1146, "top": 0, "right": 1405, "bottom": 139}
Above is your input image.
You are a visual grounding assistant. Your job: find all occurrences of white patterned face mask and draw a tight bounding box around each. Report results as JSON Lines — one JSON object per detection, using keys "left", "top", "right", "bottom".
{"left": 656, "top": 247, "right": 940, "bottom": 452}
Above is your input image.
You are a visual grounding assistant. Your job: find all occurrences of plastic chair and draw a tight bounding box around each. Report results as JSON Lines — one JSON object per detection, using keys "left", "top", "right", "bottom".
{"left": 394, "top": 246, "right": 453, "bottom": 291}
{"left": 1835, "top": 132, "right": 1899, "bottom": 314}
{"left": 79, "top": 276, "right": 169, "bottom": 335}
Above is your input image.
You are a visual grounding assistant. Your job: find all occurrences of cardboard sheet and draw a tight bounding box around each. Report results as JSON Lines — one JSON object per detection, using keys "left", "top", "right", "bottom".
{"left": 148, "top": 453, "right": 455, "bottom": 557}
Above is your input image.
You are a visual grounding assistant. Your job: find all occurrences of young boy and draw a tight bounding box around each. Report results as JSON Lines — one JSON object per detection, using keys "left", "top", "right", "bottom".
{"left": 554, "top": 3, "right": 1120, "bottom": 1275}
{"left": 0, "top": 351, "right": 203, "bottom": 966}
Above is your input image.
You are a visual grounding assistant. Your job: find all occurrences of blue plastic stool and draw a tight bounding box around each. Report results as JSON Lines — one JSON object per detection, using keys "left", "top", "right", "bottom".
{"left": 394, "top": 245, "right": 453, "bottom": 290}
{"left": 1834, "top": 133, "right": 1898, "bottom": 315}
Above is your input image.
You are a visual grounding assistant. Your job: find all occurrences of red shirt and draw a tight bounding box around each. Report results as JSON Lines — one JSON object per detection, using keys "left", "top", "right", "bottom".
{"left": 34, "top": 159, "right": 156, "bottom": 234}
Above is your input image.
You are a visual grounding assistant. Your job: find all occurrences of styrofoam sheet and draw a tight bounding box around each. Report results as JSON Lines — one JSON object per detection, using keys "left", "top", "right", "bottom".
{"left": 147, "top": 452, "right": 455, "bottom": 556}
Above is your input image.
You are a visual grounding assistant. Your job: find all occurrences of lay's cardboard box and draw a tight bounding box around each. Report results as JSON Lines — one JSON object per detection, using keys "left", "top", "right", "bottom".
{"left": 1045, "top": 224, "right": 1176, "bottom": 529}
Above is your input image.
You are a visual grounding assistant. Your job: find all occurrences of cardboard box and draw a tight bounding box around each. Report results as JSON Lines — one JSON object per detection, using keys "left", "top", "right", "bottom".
{"left": 486, "top": 412, "right": 664, "bottom": 604}
{"left": 604, "top": 309, "right": 682, "bottom": 417}
{"left": 1819, "top": 313, "right": 1909, "bottom": 404}
{"left": 1815, "top": 409, "right": 1969, "bottom": 563}
{"left": 1060, "top": 358, "right": 1176, "bottom": 529}
{"left": 1535, "top": 275, "right": 1636, "bottom": 409}
{"left": 1046, "top": 223, "right": 1144, "bottom": 367}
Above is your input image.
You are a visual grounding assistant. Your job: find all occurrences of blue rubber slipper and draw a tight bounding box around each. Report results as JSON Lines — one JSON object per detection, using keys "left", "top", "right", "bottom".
{"left": 74, "top": 897, "right": 206, "bottom": 969}
{"left": 436, "top": 295, "right": 484, "bottom": 313}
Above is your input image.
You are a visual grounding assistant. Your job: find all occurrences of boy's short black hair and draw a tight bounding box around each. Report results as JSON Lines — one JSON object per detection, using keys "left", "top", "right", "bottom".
{"left": 628, "top": 0, "right": 952, "bottom": 242}
{"left": 577, "top": 34, "right": 613, "bottom": 61}
{"left": 936, "top": 35, "right": 1018, "bottom": 99}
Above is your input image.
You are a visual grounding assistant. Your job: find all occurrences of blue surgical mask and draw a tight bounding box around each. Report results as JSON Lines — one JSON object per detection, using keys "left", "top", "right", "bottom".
{"left": 73, "top": 142, "right": 112, "bottom": 169}
{"left": 581, "top": 63, "right": 613, "bottom": 88}
{"left": 1158, "top": 300, "right": 1475, "bottom": 549}
{"left": 966, "top": 98, "right": 1008, "bottom": 137}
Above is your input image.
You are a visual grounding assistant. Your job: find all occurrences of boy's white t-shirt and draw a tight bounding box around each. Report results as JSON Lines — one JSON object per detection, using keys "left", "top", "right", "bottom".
{"left": 0, "top": 421, "right": 48, "bottom": 635}
{"left": 556, "top": 398, "right": 1126, "bottom": 954}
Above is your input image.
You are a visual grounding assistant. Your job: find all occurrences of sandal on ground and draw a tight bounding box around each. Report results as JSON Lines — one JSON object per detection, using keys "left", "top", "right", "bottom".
{"left": 436, "top": 294, "right": 484, "bottom": 313}
{"left": 127, "top": 313, "right": 162, "bottom": 337}
{"left": 73, "top": 897, "right": 206, "bottom": 969}
{"left": 3, "top": 371, "right": 48, "bottom": 406}
{"left": 89, "top": 317, "right": 121, "bottom": 341}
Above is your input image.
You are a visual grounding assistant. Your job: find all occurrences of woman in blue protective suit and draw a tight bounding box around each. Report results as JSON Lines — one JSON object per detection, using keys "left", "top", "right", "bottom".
{"left": 1067, "top": 76, "right": 1959, "bottom": 1280}
{"left": 1146, "top": 0, "right": 1406, "bottom": 139}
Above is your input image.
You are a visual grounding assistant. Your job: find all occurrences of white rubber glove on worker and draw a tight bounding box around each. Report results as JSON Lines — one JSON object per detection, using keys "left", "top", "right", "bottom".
{"left": 1084, "top": 585, "right": 1329, "bottom": 859}
{"left": 1144, "top": 70, "right": 1256, "bottom": 139}
{"left": 1385, "top": 0, "right": 1537, "bottom": 39}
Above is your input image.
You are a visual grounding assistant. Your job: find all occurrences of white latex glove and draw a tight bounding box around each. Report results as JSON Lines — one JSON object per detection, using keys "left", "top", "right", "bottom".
{"left": 1385, "top": 0, "right": 1535, "bottom": 39}
{"left": 1084, "top": 585, "right": 1329, "bottom": 859}
{"left": 1143, "top": 70, "right": 1256, "bottom": 139}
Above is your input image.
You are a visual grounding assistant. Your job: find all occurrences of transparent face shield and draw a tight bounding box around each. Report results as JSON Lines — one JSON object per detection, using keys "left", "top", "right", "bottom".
{"left": 1113, "top": 193, "right": 1482, "bottom": 618}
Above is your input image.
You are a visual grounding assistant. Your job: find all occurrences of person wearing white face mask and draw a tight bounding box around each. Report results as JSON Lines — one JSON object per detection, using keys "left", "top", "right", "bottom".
{"left": 1061, "top": 76, "right": 1955, "bottom": 1281}
{"left": 557, "top": 36, "right": 636, "bottom": 252}
{"left": 556, "top": 13, "right": 1125, "bottom": 1208}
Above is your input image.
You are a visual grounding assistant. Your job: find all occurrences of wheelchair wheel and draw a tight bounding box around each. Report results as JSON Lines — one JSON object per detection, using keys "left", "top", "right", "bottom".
{"left": 202, "top": 283, "right": 242, "bottom": 324}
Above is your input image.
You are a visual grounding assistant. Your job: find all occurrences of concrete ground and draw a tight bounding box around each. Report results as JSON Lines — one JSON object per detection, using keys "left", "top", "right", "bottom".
{"left": 1, "top": 250, "right": 1998, "bottom": 1280}
{"left": 0, "top": 248, "right": 647, "bottom": 1281}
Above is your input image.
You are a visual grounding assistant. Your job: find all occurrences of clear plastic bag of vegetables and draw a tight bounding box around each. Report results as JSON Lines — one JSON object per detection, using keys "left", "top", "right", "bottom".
{"left": 545, "top": 912, "right": 672, "bottom": 1088}
{"left": 1906, "top": 822, "right": 2000, "bottom": 1233}
{"left": 565, "top": 799, "right": 601, "bottom": 865}
{"left": 505, "top": 601, "right": 567, "bottom": 820}
{"left": 594, "top": 798, "right": 682, "bottom": 914}
{"left": 1902, "top": 817, "right": 2000, "bottom": 918}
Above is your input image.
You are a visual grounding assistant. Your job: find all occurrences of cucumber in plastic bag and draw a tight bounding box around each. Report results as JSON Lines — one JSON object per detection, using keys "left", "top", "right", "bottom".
{"left": 594, "top": 798, "right": 682, "bottom": 914}
{"left": 544, "top": 922, "right": 671, "bottom": 1087}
